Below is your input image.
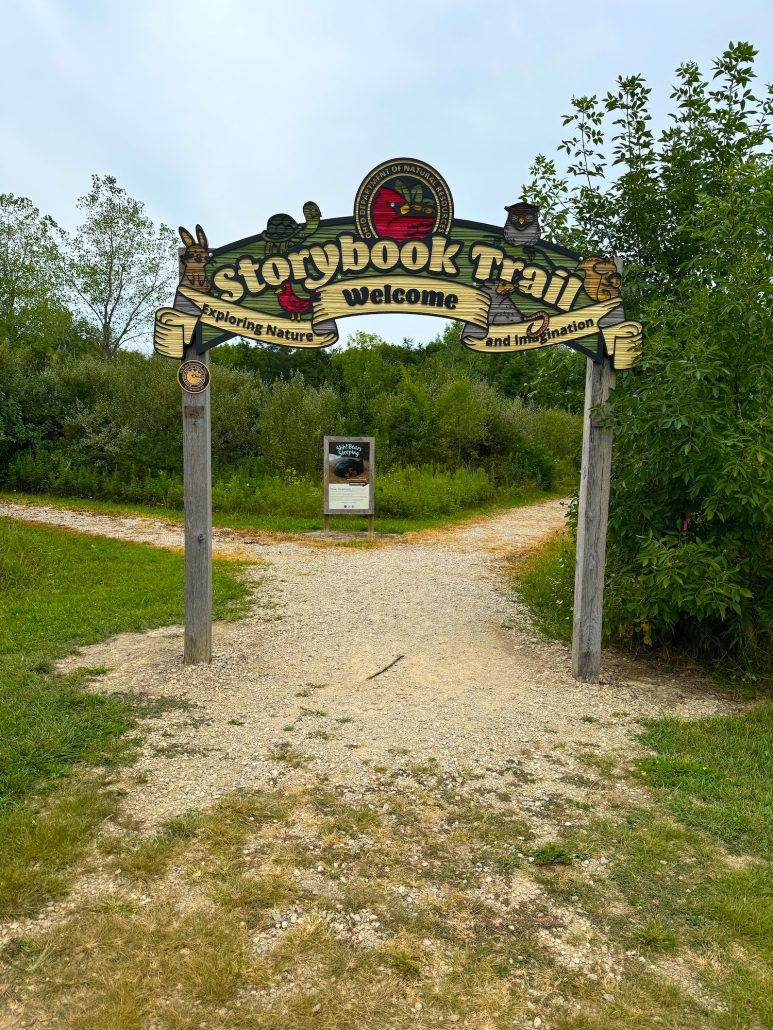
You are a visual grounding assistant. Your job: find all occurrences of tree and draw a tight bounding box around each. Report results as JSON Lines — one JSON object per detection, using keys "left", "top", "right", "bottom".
{"left": 0, "top": 193, "right": 73, "bottom": 352}
{"left": 64, "top": 175, "right": 177, "bottom": 360}
{"left": 522, "top": 42, "right": 773, "bottom": 664}
{"left": 258, "top": 374, "right": 340, "bottom": 478}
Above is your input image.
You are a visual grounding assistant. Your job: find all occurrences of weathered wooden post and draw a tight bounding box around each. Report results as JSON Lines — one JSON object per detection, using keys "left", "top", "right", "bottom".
{"left": 571, "top": 255, "right": 624, "bottom": 682}
{"left": 571, "top": 346, "right": 615, "bottom": 682}
{"left": 182, "top": 332, "right": 212, "bottom": 665}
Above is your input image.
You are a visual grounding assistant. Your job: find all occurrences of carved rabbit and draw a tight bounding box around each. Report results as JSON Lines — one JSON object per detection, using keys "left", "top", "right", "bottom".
{"left": 179, "top": 224, "right": 211, "bottom": 293}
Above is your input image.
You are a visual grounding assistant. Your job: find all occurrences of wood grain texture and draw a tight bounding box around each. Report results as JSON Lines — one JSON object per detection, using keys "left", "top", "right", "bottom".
{"left": 571, "top": 351, "right": 615, "bottom": 683}
{"left": 183, "top": 349, "right": 212, "bottom": 665}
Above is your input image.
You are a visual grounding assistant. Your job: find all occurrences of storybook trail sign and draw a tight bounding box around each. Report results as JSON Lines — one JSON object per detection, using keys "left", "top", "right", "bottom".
{"left": 155, "top": 158, "right": 642, "bottom": 681}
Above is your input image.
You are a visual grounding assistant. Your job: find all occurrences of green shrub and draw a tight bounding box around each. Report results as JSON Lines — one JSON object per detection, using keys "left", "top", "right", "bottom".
{"left": 521, "top": 45, "right": 773, "bottom": 672}
{"left": 376, "top": 467, "right": 498, "bottom": 518}
{"left": 258, "top": 374, "right": 339, "bottom": 478}
{"left": 606, "top": 161, "right": 773, "bottom": 666}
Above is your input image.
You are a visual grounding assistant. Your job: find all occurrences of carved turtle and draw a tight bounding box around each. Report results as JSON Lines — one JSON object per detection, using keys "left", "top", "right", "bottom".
{"left": 260, "top": 202, "right": 321, "bottom": 254}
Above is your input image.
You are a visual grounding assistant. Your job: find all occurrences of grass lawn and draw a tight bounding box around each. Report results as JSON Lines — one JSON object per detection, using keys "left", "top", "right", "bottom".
{"left": 0, "top": 516, "right": 251, "bottom": 919}
{"left": 1, "top": 706, "right": 771, "bottom": 1027}
{"left": 0, "top": 486, "right": 565, "bottom": 537}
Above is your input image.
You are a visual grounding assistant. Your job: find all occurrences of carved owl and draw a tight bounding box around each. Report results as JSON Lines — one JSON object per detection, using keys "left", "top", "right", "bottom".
{"left": 503, "top": 202, "right": 540, "bottom": 247}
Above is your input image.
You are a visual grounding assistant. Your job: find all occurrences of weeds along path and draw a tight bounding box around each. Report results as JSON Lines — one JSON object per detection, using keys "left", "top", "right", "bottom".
{"left": 0, "top": 498, "right": 723, "bottom": 830}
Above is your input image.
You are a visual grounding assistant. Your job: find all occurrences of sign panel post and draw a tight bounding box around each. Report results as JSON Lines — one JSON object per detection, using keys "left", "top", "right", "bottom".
{"left": 181, "top": 337, "right": 212, "bottom": 665}
{"left": 572, "top": 349, "right": 615, "bottom": 682}
{"left": 155, "top": 160, "right": 642, "bottom": 676}
{"left": 323, "top": 436, "right": 375, "bottom": 535}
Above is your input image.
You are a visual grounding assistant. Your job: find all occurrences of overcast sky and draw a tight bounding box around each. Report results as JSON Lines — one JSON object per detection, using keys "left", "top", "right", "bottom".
{"left": 2, "top": 0, "right": 770, "bottom": 348}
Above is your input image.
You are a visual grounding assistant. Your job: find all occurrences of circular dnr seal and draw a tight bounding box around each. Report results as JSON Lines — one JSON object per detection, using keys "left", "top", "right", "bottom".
{"left": 354, "top": 158, "right": 453, "bottom": 241}
{"left": 178, "top": 359, "right": 210, "bottom": 394}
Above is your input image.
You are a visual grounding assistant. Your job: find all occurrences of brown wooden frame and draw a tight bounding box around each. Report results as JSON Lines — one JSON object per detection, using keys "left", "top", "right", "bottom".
{"left": 323, "top": 436, "right": 375, "bottom": 535}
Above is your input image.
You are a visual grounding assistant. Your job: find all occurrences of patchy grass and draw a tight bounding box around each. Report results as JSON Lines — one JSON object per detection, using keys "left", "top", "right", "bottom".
{"left": 0, "top": 780, "right": 122, "bottom": 918}
{"left": 638, "top": 703, "right": 773, "bottom": 856}
{"left": 508, "top": 531, "right": 574, "bottom": 641}
{"left": 266, "top": 742, "right": 310, "bottom": 768}
{"left": 0, "top": 782, "right": 546, "bottom": 1027}
{"left": 0, "top": 517, "right": 252, "bottom": 918}
{"left": 2, "top": 718, "right": 773, "bottom": 1028}
{"left": 629, "top": 918, "right": 677, "bottom": 952}
{"left": 532, "top": 842, "right": 573, "bottom": 866}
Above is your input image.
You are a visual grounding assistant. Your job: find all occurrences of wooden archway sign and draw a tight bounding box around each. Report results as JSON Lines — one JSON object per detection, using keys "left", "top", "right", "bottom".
{"left": 155, "top": 159, "right": 642, "bottom": 682}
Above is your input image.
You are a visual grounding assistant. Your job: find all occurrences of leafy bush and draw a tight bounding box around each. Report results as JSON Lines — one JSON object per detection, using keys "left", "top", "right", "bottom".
{"left": 258, "top": 374, "right": 339, "bottom": 478}
{"left": 5, "top": 455, "right": 522, "bottom": 521}
{"left": 606, "top": 160, "right": 773, "bottom": 664}
{"left": 523, "top": 43, "right": 773, "bottom": 669}
{"left": 1, "top": 341, "right": 580, "bottom": 516}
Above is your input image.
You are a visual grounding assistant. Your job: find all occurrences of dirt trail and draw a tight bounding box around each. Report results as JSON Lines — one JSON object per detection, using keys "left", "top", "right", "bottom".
{"left": 1, "top": 498, "right": 724, "bottom": 826}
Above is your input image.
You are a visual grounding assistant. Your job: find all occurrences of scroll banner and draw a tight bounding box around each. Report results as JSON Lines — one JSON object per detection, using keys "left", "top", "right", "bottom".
{"left": 461, "top": 297, "right": 642, "bottom": 368}
{"left": 154, "top": 285, "right": 337, "bottom": 357}
{"left": 153, "top": 281, "right": 641, "bottom": 368}
{"left": 312, "top": 277, "right": 489, "bottom": 330}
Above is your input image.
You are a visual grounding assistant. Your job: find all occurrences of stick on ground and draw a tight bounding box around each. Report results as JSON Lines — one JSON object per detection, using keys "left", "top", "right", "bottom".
{"left": 367, "top": 655, "right": 405, "bottom": 680}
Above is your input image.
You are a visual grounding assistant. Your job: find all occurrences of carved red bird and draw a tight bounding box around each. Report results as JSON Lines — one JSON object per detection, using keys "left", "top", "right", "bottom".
{"left": 371, "top": 186, "right": 434, "bottom": 241}
{"left": 275, "top": 279, "right": 310, "bottom": 320}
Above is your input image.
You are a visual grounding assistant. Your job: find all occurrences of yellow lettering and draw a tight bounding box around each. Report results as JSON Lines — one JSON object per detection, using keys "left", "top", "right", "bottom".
{"left": 371, "top": 240, "right": 400, "bottom": 271}
{"left": 339, "top": 235, "right": 370, "bottom": 273}
{"left": 262, "top": 257, "right": 292, "bottom": 287}
{"left": 517, "top": 266, "right": 548, "bottom": 299}
{"left": 555, "top": 274, "right": 583, "bottom": 311}
{"left": 429, "top": 235, "right": 461, "bottom": 275}
{"left": 400, "top": 240, "right": 430, "bottom": 272}
{"left": 213, "top": 267, "right": 244, "bottom": 302}
{"left": 470, "top": 243, "right": 504, "bottom": 281}
{"left": 236, "top": 258, "right": 265, "bottom": 296}
{"left": 500, "top": 257, "right": 525, "bottom": 282}
{"left": 287, "top": 248, "right": 310, "bottom": 280}
{"left": 543, "top": 268, "right": 567, "bottom": 307}
{"left": 305, "top": 243, "right": 341, "bottom": 287}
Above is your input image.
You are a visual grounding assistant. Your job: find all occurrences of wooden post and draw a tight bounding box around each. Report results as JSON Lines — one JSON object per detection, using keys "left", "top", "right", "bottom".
{"left": 183, "top": 345, "right": 212, "bottom": 665}
{"left": 571, "top": 349, "right": 615, "bottom": 682}
{"left": 367, "top": 515, "right": 374, "bottom": 537}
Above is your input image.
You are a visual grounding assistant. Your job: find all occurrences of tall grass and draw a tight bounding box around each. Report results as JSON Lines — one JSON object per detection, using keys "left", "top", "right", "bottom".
{"left": 6, "top": 454, "right": 550, "bottom": 519}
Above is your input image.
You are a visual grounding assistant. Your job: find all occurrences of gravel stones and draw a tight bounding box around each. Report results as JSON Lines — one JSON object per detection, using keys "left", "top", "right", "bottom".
{"left": 1, "top": 498, "right": 724, "bottom": 830}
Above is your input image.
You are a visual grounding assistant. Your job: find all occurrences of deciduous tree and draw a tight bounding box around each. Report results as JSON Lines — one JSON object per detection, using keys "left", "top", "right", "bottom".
{"left": 64, "top": 175, "right": 177, "bottom": 360}
{"left": 0, "top": 193, "right": 72, "bottom": 352}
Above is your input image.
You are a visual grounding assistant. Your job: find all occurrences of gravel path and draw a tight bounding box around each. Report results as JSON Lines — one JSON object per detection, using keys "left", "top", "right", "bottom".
{"left": 1, "top": 499, "right": 725, "bottom": 827}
